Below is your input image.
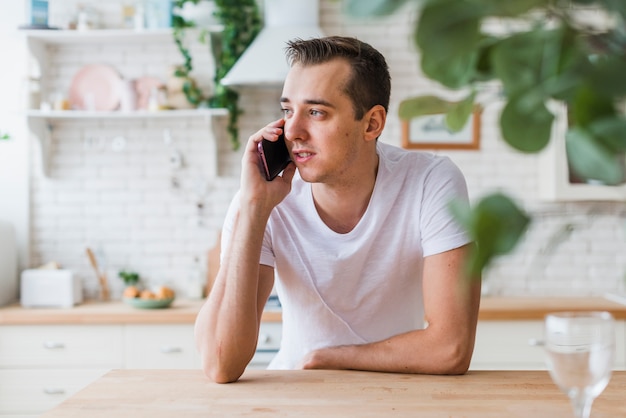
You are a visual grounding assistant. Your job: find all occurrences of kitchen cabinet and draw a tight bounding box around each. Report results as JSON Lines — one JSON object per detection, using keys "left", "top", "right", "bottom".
{"left": 124, "top": 324, "right": 200, "bottom": 369}
{"left": 250, "top": 321, "right": 282, "bottom": 369}
{"left": 125, "top": 322, "right": 282, "bottom": 370}
{"left": 470, "top": 319, "right": 626, "bottom": 371}
{"left": 22, "top": 28, "right": 228, "bottom": 177}
{"left": 538, "top": 104, "right": 626, "bottom": 201}
{"left": 0, "top": 323, "right": 198, "bottom": 416}
{"left": 0, "top": 325, "right": 123, "bottom": 417}
{"left": 0, "top": 323, "right": 198, "bottom": 415}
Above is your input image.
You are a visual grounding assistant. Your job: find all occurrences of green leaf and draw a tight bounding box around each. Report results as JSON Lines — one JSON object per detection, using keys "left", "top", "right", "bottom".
{"left": 450, "top": 193, "right": 531, "bottom": 276}
{"left": 491, "top": 29, "right": 564, "bottom": 97}
{"left": 571, "top": 85, "right": 616, "bottom": 127}
{"left": 566, "top": 127, "right": 624, "bottom": 185}
{"left": 473, "top": 36, "right": 499, "bottom": 81}
{"left": 587, "top": 117, "right": 626, "bottom": 153}
{"left": 445, "top": 92, "right": 476, "bottom": 132}
{"left": 343, "top": 0, "right": 410, "bottom": 17}
{"left": 416, "top": 0, "right": 484, "bottom": 57}
{"left": 585, "top": 55, "right": 626, "bottom": 97}
{"left": 420, "top": 52, "right": 479, "bottom": 89}
{"left": 500, "top": 95, "right": 554, "bottom": 153}
{"left": 398, "top": 95, "right": 455, "bottom": 120}
{"left": 415, "top": 0, "right": 483, "bottom": 88}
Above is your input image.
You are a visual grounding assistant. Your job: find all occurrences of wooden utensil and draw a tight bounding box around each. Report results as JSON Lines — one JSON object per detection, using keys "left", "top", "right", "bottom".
{"left": 86, "top": 247, "right": 110, "bottom": 301}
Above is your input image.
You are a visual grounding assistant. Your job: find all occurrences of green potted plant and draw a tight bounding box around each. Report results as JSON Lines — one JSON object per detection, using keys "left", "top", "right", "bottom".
{"left": 118, "top": 270, "right": 140, "bottom": 286}
{"left": 171, "top": 0, "right": 261, "bottom": 150}
{"left": 344, "top": 0, "right": 626, "bottom": 275}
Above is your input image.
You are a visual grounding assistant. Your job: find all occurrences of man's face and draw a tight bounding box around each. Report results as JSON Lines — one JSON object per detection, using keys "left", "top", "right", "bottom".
{"left": 280, "top": 59, "right": 369, "bottom": 185}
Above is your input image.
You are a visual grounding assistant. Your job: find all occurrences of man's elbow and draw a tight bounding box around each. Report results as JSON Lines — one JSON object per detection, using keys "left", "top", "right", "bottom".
{"left": 439, "top": 341, "right": 474, "bottom": 375}
{"left": 200, "top": 355, "right": 246, "bottom": 383}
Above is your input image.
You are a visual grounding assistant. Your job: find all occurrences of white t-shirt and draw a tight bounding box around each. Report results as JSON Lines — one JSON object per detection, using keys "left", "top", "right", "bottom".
{"left": 222, "top": 142, "right": 471, "bottom": 369}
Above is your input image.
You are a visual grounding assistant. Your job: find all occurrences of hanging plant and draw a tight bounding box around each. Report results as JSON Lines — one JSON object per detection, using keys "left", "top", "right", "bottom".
{"left": 172, "top": 0, "right": 261, "bottom": 150}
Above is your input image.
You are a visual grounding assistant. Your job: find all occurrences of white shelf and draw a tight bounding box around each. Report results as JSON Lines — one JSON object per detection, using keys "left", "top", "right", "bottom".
{"left": 22, "top": 26, "right": 227, "bottom": 178}
{"left": 21, "top": 27, "right": 223, "bottom": 44}
{"left": 27, "top": 108, "right": 227, "bottom": 178}
{"left": 27, "top": 108, "right": 228, "bottom": 119}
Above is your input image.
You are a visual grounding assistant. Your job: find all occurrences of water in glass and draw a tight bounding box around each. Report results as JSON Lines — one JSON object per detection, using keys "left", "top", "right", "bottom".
{"left": 545, "top": 311, "right": 615, "bottom": 418}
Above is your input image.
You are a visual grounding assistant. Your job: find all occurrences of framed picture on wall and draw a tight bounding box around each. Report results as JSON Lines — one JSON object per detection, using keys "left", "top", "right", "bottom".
{"left": 401, "top": 110, "right": 481, "bottom": 150}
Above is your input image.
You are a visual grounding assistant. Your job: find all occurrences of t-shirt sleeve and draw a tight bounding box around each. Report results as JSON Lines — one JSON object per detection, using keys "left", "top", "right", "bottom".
{"left": 419, "top": 157, "right": 472, "bottom": 257}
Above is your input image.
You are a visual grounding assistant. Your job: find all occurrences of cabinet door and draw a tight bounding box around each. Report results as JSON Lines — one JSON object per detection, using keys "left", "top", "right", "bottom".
{"left": 124, "top": 324, "right": 199, "bottom": 369}
{"left": 0, "top": 325, "right": 123, "bottom": 368}
{"left": 249, "top": 322, "right": 282, "bottom": 369}
{"left": 472, "top": 319, "right": 626, "bottom": 371}
{"left": 0, "top": 369, "right": 107, "bottom": 415}
{"left": 470, "top": 321, "right": 546, "bottom": 370}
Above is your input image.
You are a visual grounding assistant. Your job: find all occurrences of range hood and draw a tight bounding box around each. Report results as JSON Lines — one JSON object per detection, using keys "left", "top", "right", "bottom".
{"left": 220, "top": 0, "right": 324, "bottom": 87}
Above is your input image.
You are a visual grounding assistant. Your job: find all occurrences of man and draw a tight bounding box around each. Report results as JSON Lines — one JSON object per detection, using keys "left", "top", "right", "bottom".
{"left": 195, "top": 36, "right": 481, "bottom": 383}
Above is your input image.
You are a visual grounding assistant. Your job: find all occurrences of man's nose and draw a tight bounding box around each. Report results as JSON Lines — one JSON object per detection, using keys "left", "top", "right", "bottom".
{"left": 283, "top": 119, "right": 306, "bottom": 142}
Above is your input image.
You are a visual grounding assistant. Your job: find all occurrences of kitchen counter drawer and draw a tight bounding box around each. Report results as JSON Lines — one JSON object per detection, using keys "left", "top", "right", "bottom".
{"left": 471, "top": 321, "right": 546, "bottom": 370}
{"left": 124, "top": 324, "right": 199, "bottom": 369}
{"left": 249, "top": 321, "right": 282, "bottom": 369}
{"left": 0, "top": 325, "right": 123, "bottom": 368}
{"left": 470, "top": 320, "right": 626, "bottom": 370}
{"left": 0, "top": 369, "right": 107, "bottom": 414}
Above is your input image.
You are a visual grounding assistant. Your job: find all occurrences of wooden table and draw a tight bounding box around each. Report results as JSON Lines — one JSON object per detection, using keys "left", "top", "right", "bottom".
{"left": 41, "top": 369, "right": 626, "bottom": 417}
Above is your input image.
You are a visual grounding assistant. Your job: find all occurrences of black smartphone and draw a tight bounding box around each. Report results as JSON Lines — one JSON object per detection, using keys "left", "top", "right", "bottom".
{"left": 257, "top": 133, "right": 291, "bottom": 181}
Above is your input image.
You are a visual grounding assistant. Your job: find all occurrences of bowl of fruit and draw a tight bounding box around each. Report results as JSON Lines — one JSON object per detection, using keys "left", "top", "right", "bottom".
{"left": 123, "top": 285, "right": 176, "bottom": 309}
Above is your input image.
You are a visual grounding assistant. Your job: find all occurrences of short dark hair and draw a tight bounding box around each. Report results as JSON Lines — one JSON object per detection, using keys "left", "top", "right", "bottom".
{"left": 285, "top": 36, "right": 391, "bottom": 120}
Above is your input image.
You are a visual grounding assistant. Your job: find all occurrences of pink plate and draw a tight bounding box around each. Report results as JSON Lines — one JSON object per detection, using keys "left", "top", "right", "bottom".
{"left": 68, "top": 64, "right": 122, "bottom": 111}
{"left": 135, "top": 76, "right": 164, "bottom": 110}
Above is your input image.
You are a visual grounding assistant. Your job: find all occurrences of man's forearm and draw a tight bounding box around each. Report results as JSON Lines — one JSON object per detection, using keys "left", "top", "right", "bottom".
{"left": 301, "top": 325, "right": 475, "bottom": 375}
{"left": 194, "top": 209, "right": 272, "bottom": 383}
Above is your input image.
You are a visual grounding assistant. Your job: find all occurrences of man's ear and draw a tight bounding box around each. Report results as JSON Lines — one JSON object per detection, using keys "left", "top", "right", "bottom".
{"left": 363, "top": 105, "right": 387, "bottom": 141}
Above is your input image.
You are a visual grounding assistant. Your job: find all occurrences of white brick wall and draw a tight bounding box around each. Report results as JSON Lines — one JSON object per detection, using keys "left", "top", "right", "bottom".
{"left": 28, "top": 0, "right": 626, "bottom": 299}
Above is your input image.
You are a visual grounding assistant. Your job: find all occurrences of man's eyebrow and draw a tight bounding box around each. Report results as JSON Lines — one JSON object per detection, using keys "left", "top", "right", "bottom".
{"left": 280, "top": 97, "right": 335, "bottom": 108}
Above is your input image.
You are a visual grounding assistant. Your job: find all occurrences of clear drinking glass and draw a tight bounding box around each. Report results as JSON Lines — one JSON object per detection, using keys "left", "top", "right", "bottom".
{"left": 544, "top": 311, "right": 615, "bottom": 418}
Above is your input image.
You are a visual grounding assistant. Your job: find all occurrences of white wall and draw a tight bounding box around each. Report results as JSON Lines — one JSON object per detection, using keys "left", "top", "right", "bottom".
{"left": 13, "top": 0, "right": 626, "bottom": 298}
{"left": 0, "top": 0, "right": 30, "bottom": 276}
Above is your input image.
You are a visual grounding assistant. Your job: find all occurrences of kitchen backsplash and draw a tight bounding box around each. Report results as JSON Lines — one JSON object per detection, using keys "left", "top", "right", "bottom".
{"left": 27, "top": 0, "right": 626, "bottom": 299}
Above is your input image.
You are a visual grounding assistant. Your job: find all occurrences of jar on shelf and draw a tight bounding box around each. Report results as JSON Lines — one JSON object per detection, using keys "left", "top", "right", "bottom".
{"left": 119, "top": 79, "right": 137, "bottom": 112}
{"left": 148, "top": 86, "right": 168, "bottom": 111}
{"left": 27, "top": 77, "right": 41, "bottom": 110}
{"left": 76, "top": 4, "right": 100, "bottom": 31}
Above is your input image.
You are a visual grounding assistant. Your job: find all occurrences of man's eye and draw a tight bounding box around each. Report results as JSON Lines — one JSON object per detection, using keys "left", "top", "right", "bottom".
{"left": 281, "top": 108, "right": 292, "bottom": 117}
{"left": 310, "top": 109, "right": 323, "bottom": 116}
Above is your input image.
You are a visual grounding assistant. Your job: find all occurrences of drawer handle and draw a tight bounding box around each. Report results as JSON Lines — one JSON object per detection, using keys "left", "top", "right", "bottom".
{"left": 528, "top": 338, "right": 545, "bottom": 347}
{"left": 43, "top": 341, "right": 65, "bottom": 349}
{"left": 43, "top": 388, "right": 66, "bottom": 395}
{"left": 258, "top": 334, "right": 271, "bottom": 344}
{"left": 160, "top": 346, "right": 183, "bottom": 354}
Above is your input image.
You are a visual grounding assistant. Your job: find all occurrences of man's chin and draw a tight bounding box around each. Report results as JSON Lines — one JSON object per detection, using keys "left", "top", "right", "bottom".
{"left": 299, "top": 173, "right": 319, "bottom": 184}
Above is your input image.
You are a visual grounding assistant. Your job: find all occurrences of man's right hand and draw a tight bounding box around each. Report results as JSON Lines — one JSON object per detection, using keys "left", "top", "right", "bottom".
{"left": 240, "top": 119, "right": 296, "bottom": 218}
